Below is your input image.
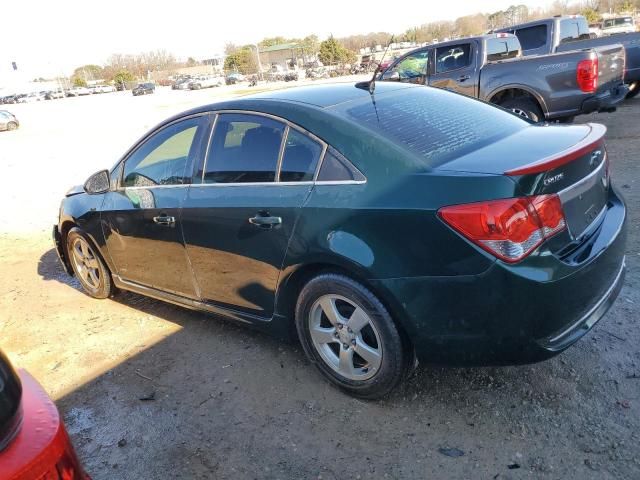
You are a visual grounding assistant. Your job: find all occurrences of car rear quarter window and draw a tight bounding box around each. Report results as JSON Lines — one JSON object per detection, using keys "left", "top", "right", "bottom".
{"left": 202, "top": 113, "right": 285, "bottom": 183}
{"left": 343, "top": 88, "right": 526, "bottom": 168}
{"left": 514, "top": 24, "right": 547, "bottom": 50}
{"left": 123, "top": 116, "right": 206, "bottom": 187}
{"left": 317, "top": 148, "right": 365, "bottom": 182}
{"left": 279, "top": 129, "right": 322, "bottom": 182}
{"left": 486, "top": 37, "right": 521, "bottom": 61}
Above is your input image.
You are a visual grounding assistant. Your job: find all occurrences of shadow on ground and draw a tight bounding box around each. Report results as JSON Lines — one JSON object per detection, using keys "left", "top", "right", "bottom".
{"left": 34, "top": 247, "right": 640, "bottom": 479}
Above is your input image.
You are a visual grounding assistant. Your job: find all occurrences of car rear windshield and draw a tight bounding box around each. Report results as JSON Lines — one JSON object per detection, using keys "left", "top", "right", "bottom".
{"left": 341, "top": 87, "right": 527, "bottom": 168}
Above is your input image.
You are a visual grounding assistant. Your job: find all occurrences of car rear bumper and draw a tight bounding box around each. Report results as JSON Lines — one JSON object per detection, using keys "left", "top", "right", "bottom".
{"left": 582, "top": 83, "right": 630, "bottom": 114}
{"left": 372, "top": 186, "right": 627, "bottom": 366}
{"left": 0, "top": 370, "right": 89, "bottom": 479}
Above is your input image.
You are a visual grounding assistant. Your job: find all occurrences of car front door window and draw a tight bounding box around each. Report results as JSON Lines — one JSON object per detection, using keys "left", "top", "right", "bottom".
{"left": 385, "top": 51, "right": 429, "bottom": 83}
{"left": 123, "top": 117, "right": 205, "bottom": 188}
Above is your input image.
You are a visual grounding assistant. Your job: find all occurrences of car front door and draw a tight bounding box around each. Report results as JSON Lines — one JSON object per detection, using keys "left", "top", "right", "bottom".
{"left": 181, "top": 112, "right": 324, "bottom": 318}
{"left": 428, "top": 41, "right": 477, "bottom": 97}
{"left": 101, "top": 114, "right": 212, "bottom": 298}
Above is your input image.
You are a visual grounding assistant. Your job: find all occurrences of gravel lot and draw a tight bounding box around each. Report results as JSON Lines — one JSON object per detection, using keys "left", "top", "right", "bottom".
{"left": 0, "top": 86, "right": 639, "bottom": 479}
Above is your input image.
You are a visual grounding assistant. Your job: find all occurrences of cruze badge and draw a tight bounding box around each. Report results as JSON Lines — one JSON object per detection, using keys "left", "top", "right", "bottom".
{"left": 544, "top": 173, "right": 564, "bottom": 187}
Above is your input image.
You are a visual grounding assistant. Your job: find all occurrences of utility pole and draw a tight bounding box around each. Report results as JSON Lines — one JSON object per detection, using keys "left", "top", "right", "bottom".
{"left": 254, "top": 44, "right": 263, "bottom": 81}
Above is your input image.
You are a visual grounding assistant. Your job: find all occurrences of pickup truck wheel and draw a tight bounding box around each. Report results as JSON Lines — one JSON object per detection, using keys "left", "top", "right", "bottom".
{"left": 626, "top": 82, "right": 639, "bottom": 99}
{"left": 500, "top": 97, "right": 544, "bottom": 123}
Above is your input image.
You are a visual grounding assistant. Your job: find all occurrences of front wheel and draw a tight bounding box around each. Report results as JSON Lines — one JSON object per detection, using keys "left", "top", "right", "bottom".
{"left": 66, "top": 228, "right": 114, "bottom": 299}
{"left": 6, "top": 122, "right": 17, "bottom": 131}
{"left": 295, "top": 274, "right": 409, "bottom": 399}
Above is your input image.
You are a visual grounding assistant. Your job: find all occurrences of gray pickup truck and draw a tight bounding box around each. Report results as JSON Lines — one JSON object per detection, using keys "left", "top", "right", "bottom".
{"left": 497, "top": 15, "right": 640, "bottom": 98}
{"left": 380, "top": 33, "right": 628, "bottom": 122}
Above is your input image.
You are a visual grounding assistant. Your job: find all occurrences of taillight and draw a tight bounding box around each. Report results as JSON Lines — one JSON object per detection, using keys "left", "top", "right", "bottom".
{"left": 577, "top": 58, "right": 598, "bottom": 93}
{"left": 438, "top": 195, "right": 566, "bottom": 263}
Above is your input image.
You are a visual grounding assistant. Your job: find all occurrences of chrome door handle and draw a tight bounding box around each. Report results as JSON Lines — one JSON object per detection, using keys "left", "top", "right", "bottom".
{"left": 457, "top": 75, "right": 470, "bottom": 82}
{"left": 153, "top": 215, "right": 175, "bottom": 227}
{"left": 249, "top": 214, "right": 282, "bottom": 228}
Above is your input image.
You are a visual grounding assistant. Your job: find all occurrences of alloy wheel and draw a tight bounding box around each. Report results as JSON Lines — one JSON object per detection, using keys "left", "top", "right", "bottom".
{"left": 308, "top": 294, "right": 383, "bottom": 381}
{"left": 70, "top": 237, "right": 101, "bottom": 290}
{"left": 511, "top": 108, "right": 530, "bottom": 119}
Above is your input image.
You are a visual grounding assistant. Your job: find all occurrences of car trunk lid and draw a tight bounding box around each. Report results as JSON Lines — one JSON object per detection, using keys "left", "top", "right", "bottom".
{"left": 437, "top": 123, "right": 610, "bottom": 252}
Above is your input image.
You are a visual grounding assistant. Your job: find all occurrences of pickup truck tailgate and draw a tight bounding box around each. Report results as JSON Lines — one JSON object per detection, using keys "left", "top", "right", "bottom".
{"left": 593, "top": 43, "right": 626, "bottom": 90}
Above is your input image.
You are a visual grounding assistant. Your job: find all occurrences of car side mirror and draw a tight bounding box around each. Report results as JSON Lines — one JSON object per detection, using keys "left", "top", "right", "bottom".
{"left": 383, "top": 70, "right": 400, "bottom": 81}
{"left": 84, "top": 169, "right": 110, "bottom": 194}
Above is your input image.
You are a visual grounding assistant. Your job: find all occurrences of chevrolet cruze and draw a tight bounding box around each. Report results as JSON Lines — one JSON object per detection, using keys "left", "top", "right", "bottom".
{"left": 54, "top": 83, "right": 626, "bottom": 398}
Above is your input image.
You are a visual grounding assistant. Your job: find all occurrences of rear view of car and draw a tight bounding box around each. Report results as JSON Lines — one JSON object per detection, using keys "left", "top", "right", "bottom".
{"left": 601, "top": 16, "right": 636, "bottom": 36}
{"left": 0, "top": 349, "right": 89, "bottom": 479}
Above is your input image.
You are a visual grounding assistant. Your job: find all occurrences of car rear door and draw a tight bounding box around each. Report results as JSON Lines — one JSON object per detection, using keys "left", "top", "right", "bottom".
{"left": 181, "top": 112, "right": 324, "bottom": 318}
{"left": 101, "top": 113, "right": 212, "bottom": 298}
{"left": 428, "top": 41, "right": 478, "bottom": 97}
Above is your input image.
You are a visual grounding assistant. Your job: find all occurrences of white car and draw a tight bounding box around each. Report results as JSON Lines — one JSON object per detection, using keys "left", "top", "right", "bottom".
{"left": 601, "top": 16, "right": 636, "bottom": 36}
{"left": 22, "top": 92, "right": 45, "bottom": 102}
{"left": 94, "top": 84, "right": 115, "bottom": 93}
{"left": 66, "top": 87, "right": 91, "bottom": 97}
{"left": 188, "top": 76, "right": 224, "bottom": 89}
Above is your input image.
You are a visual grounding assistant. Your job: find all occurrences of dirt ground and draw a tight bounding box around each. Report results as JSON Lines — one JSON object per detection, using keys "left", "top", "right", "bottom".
{"left": 1, "top": 87, "right": 639, "bottom": 479}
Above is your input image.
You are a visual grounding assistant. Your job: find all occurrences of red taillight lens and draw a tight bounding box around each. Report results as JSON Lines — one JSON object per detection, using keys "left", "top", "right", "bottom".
{"left": 438, "top": 195, "right": 566, "bottom": 263}
{"left": 577, "top": 58, "right": 598, "bottom": 93}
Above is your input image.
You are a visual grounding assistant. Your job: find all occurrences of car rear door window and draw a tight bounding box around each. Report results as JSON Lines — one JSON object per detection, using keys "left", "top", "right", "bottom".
{"left": 435, "top": 43, "right": 471, "bottom": 73}
{"left": 514, "top": 25, "right": 547, "bottom": 50}
{"left": 123, "top": 116, "right": 207, "bottom": 187}
{"left": 486, "top": 37, "right": 521, "bottom": 61}
{"left": 559, "top": 18, "right": 591, "bottom": 44}
{"left": 202, "top": 113, "right": 285, "bottom": 183}
{"left": 279, "top": 129, "right": 322, "bottom": 182}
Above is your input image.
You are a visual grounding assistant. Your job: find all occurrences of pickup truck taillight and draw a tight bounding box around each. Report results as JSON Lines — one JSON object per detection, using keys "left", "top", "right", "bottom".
{"left": 438, "top": 195, "right": 566, "bottom": 263}
{"left": 577, "top": 58, "right": 598, "bottom": 93}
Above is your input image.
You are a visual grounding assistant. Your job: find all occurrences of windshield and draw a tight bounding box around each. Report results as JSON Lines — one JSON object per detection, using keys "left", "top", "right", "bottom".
{"left": 341, "top": 87, "right": 527, "bottom": 168}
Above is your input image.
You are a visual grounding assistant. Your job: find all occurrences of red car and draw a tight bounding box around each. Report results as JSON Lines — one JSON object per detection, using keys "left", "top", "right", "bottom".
{"left": 0, "top": 349, "right": 89, "bottom": 479}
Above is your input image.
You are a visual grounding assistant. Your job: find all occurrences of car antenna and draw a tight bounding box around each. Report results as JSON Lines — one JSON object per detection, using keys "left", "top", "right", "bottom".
{"left": 356, "top": 35, "right": 395, "bottom": 94}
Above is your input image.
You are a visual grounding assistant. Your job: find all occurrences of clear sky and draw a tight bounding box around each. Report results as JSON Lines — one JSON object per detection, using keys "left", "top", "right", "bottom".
{"left": 2, "top": 0, "right": 553, "bottom": 79}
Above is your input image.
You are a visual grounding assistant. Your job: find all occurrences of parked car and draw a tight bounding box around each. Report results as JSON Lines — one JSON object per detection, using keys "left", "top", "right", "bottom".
{"left": 601, "top": 16, "right": 636, "bottom": 36}
{"left": 0, "top": 348, "right": 89, "bottom": 479}
{"left": 225, "top": 73, "right": 245, "bottom": 85}
{"left": 0, "top": 111, "right": 18, "bottom": 131}
{"left": 189, "top": 76, "right": 223, "bottom": 89}
{"left": 1, "top": 95, "right": 18, "bottom": 104}
{"left": 53, "top": 82, "right": 626, "bottom": 398}
{"left": 66, "top": 87, "right": 91, "bottom": 97}
{"left": 22, "top": 92, "right": 45, "bottom": 102}
{"left": 284, "top": 71, "right": 299, "bottom": 82}
{"left": 132, "top": 83, "right": 155, "bottom": 96}
{"left": 100, "top": 84, "right": 116, "bottom": 93}
{"left": 380, "top": 33, "right": 627, "bottom": 122}
{"left": 497, "top": 15, "right": 640, "bottom": 98}
{"left": 45, "top": 89, "right": 65, "bottom": 100}
{"left": 172, "top": 77, "right": 192, "bottom": 90}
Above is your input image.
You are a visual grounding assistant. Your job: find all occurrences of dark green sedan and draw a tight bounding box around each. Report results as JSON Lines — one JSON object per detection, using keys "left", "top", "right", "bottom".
{"left": 53, "top": 82, "right": 626, "bottom": 398}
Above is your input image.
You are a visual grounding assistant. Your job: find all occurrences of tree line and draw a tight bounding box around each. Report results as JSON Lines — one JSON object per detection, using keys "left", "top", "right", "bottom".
{"left": 70, "top": 0, "right": 639, "bottom": 83}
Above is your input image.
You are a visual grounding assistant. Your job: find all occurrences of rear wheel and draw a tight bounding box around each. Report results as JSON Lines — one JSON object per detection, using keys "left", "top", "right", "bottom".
{"left": 295, "top": 274, "right": 408, "bottom": 399}
{"left": 66, "top": 228, "right": 113, "bottom": 299}
{"left": 499, "top": 96, "right": 544, "bottom": 123}
{"left": 6, "top": 122, "right": 17, "bottom": 131}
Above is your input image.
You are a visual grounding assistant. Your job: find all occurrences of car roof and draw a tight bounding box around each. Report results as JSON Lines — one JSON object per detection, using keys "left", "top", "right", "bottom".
{"left": 225, "top": 81, "right": 416, "bottom": 109}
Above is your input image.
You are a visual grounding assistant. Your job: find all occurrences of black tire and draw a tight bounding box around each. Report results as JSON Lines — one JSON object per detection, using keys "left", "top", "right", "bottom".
{"left": 626, "top": 82, "right": 639, "bottom": 99}
{"left": 295, "top": 273, "right": 409, "bottom": 399}
{"left": 499, "top": 96, "right": 544, "bottom": 123}
{"left": 66, "top": 228, "right": 114, "bottom": 299}
{"left": 6, "top": 122, "right": 17, "bottom": 131}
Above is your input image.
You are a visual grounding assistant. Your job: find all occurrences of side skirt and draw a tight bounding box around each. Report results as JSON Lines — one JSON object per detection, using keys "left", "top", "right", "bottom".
{"left": 111, "top": 275, "right": 292, "bottom": 339}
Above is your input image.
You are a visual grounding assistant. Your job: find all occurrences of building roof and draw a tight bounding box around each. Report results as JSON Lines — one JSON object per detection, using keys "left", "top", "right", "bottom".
{"left": 260, "top": 43, "right": 301, "bottom": 53}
